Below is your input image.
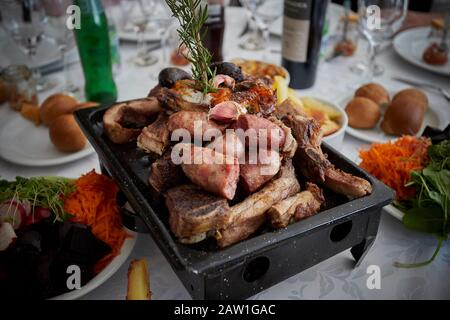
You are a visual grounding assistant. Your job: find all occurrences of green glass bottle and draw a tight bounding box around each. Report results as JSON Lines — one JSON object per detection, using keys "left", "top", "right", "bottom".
{"left": 74, "top": 0, "right": 117, "bottom": 105}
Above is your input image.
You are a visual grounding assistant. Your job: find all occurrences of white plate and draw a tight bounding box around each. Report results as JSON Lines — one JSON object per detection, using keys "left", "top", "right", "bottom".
{"left": 384, "top": 204, "right": 404, "bottom": 221}
{"left": 0, "top": 34, "right": 77, "bottom": 70}
{"left": 0, "top": 111, "right": 95, "bottom": 167}
{"left": 338, "top": 94, "right": 442, "bottom": 143}
{"left": 393, "top": 27, "right": 450, "bottom": 77}
{"left": 52, "top": 229, "right": 137, "bottom": 300}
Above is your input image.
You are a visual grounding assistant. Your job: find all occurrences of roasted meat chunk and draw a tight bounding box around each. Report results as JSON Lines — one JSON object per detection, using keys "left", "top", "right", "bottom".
{"left": 236, "top": 114, "right": 285, "bottom": 151}
{"left": 168, "top": 110, "right": 226, "bottom": 142}
{"left": 137, "top": 113, "right": 170, "bottom": 155}
{"left": 207, "top": 132, "right": 245, "bottom": 160}
{"left": 268, "top": 183, "right": 324, "bottom": 228}
{"left": 148, "top": 151, "right": 186, "bottom": 194}
{"left": 284, "top": 114, "right": 372, "bottom": 198}
{"left": 240, "top": 149, "right": 281, "bottom": 193}
{"left": 216, "top": 160, "right": 300, "bottom": 247}
{"left": 103, "top": 97, "right": 161, "bottom": 144}
{"left": 165, "top": 185, "right": 230, "bottom": 240}
{"left": 178, "top": 144, "right": 240, "bottom": 200}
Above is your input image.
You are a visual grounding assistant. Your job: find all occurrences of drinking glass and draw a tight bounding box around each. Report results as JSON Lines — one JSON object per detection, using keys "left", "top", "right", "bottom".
{"left": 1, "top": 0, "right": 56, "bottom": 92}
{"left": 43, "top": 0, "right": 80, "bottom": 95}
{"left": 356, "top": 0, "right": 408, "bottom": 79}
{"left": 149, "top": 1, "right": 175, "bottom": 67}
{"left": 125, "top": 0, "right": 158, "bottom": 66}
{"left": 238, "top": 0, "right": 282, "bottom": 52}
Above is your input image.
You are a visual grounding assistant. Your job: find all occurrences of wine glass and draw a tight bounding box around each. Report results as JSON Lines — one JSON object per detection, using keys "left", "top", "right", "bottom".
{"left": 1, "top": 0, "right": 56, "bottom": 92}
{"left": 149, "top": 0, "right": 175, "bottom": 67}
{"left": 357, "top": 0, "right": 408, "bottom": 80}
{"left": 239, "top": 0, "right": 282, "bottom": 53}
{"left": 42, "top": 0, "right": 80, "bottom": 95}
{"left": 124, "top": 0, "right": 158, "bottom": 66}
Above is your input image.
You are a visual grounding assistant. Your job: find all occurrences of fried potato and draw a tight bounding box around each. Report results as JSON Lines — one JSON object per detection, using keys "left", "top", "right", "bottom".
{"left": 301, "top": 97, "right": 342, "bottom": 121}
{"left": 287, "top": 88, "right": 305, "bottom": 109}
{"left": 273, "top": 76, "right": 289, "bottom": 105}
{"left": 321, "top": 119, "right": 340, "bottom": 136}
{"left": 126, "top": 258, "right": 151, "bottom": 300}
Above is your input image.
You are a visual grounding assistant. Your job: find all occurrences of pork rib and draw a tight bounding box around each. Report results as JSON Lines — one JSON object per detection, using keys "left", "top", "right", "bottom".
{"left": 283, "top": 114, "right": 372, "bottom": 198}
{"left": 216, "top": 160, "right": 300, "bottom": 247}
{"left": 268, "top": 182, "right": 324, "bottom": 228}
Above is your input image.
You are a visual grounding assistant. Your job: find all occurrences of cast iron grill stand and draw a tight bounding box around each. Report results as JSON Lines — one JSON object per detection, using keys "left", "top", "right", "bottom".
{"left": 76, "top": 106, "right": 394, "bottom": 300}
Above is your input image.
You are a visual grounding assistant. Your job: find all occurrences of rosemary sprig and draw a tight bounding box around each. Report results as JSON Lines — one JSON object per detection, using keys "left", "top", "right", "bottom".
{"left": 166, "top": 0, "right": 216, "bottom": 94}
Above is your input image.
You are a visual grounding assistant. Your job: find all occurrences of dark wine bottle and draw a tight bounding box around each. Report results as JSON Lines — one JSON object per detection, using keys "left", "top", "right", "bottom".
{"left": 281, "top": 0, "right": 328, "bottom": 89}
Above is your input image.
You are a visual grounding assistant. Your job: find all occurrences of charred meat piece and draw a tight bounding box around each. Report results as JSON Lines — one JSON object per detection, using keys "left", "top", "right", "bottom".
{"left": 268, "top": 183, "right": 324, "bottom": 228}
{"left": 274, "top": 98, "right": 307, "bottom": 119}
{"left": 216, "top": 160, "right": 300, "bottom": 247}
{"left": 284, "top": 114, "right": 372, "bottom": 198}
{"left": 240, "top": 149, "right": 281, "bottom": 193}
{"left": 148, "top": 151, "right": 186, "bottom": 194}
{"left": 149, "top": 84, "right": 210, "bottom": 114}
{"left": 268, "top": 116, "right": 297, "bottom": 158}
{"left": 103, "top": 97, "right": 162, "bottom": 144}
{"left": 324, "top": 168, "right": 373, "bottom": 198}
{"left": 165, "top": 185, "right": 230, "bottom": 240}
{"left": 210, "top": 62, "right": 244, "bottom": 82}
{"left": 158, "top": 67, "right": 192, "bottom": 88}
{"left": 179, "top": 144, "right": 240, "bottom": 200}
{"left": 207, "top": 131, "right": 245, "bottom": 160}
{"left": 231, "top": 78, "right": 276, "bottom": 115}
{"left": 236, "top": 114, "right": 285, "bottom": 151}
{"left": 137, "top": 113, "right": 170, "bottom": 156}
{"left": 168, "top": 110, "right": 226, "bottom": 141}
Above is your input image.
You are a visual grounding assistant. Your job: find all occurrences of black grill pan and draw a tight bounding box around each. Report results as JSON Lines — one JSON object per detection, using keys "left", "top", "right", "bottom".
{"left": 75, "top": 105, "right": 394, "bottom": 300}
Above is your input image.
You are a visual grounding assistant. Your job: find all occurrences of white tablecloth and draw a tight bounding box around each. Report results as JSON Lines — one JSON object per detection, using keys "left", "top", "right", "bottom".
{"left": 1, "top": 6, "right": 449, "bottom": 300}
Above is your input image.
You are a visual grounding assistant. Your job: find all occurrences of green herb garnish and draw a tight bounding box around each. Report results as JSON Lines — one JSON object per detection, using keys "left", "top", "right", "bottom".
{"left": 166, "top": 0, "right": 216, "bottom": 94}
{"left": 0, "top": 176, "right": 76, "bottom": 222}
{"left": 394, "top": 140, "right": 450, "bottom": 268}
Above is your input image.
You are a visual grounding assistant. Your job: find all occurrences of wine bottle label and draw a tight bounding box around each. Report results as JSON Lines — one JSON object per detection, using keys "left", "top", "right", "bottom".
{"left": 282, "top": 0, "right": 312, "bottom": 63}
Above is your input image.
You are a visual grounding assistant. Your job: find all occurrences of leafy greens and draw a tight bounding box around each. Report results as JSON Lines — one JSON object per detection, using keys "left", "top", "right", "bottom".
{"left": 395, "top": 140, "right": 450, "bottom": 268}
{"left": 0, "top": 176, "right": 76, "bottom": 222}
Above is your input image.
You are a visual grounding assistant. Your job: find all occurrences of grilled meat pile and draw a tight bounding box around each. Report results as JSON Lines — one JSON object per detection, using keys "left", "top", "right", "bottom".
{"left": 103, "top": 62, "right": 372, "bottom": 247}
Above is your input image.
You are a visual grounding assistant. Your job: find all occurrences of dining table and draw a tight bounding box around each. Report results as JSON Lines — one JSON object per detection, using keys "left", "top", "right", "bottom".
{"left": 0, "top": 4, "right": 449, "bottom": 300}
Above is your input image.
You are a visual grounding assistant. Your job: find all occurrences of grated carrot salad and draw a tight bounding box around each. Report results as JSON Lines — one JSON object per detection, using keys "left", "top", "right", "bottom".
{"left": 359, "top": 136, "right": 431, "bottom": 200}
{"left": 64, "top": 171, "right": 129, "bottom": 273}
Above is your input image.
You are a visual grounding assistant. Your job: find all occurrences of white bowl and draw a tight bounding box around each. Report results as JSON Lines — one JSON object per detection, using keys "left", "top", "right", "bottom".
{"left": 304, "top": 96, "right": 348, "bottom": 150}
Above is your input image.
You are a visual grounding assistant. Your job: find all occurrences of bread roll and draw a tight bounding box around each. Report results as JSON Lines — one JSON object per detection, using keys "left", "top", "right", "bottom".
{"left": 392, "top": 88, "right": 428, "bottom": 112}
{"left": 345, "top": 97, "right": 381, "bottom": 129}
{"left": 49, "top": 114, "right": 87, "bottom": 152}
{"left": 355, "top": 83, "right": 390, "bottom": 107}
{"left": 381, "top": 98, "right": 425, "bottom": 136}
{"left": 40, "top": 93, "right": 79, "bottom": 126}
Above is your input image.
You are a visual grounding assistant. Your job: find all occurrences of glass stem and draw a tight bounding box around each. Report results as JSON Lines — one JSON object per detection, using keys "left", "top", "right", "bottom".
{"left": 61, "top": 47, "right": 70, "bottom": 93}
{"left": 137, "top": 27, "right": 147, "bottom": 57}
{"left": 161, "top": 31, "right": 169, "bottom": 65}
{"left": 366, "top": 40, "right": 376, "bottom": 81}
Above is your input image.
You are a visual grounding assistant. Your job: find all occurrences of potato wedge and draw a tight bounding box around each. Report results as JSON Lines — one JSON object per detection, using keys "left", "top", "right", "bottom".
{"left": 287, "top": 88, "right": 305, "bottom": 109}
{"left": 273, "top": 76, "right": 289, "bottom": 105}
{"left": 126, "top": 258, "right": 151, "bottom": 300}
{"left": 301, "top": 97, "right": 342, "bottom": 121}
{"left": 321, "top": 119, "right": 340, "bottom": 137}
